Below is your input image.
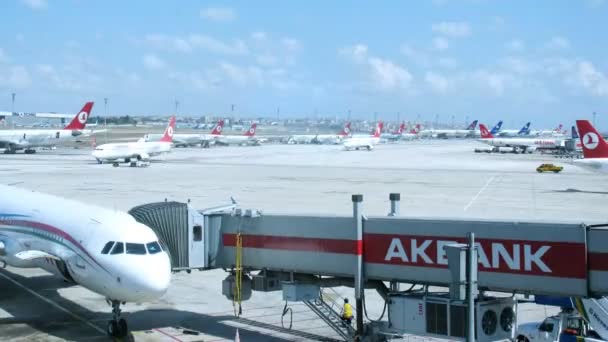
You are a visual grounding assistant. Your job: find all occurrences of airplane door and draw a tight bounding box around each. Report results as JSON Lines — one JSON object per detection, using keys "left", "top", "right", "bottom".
{"left": 56, "top": 132, "right": 60, "bottom": 139}
{"left": 188, "top": 206, "right": 206, "bottom": 268}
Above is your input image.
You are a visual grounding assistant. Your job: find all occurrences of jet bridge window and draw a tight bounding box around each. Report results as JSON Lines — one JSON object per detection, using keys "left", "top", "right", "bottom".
{"left": 126, "top": 243, "right": 147, "bottom": 255}
{"left": 101, "top": 241, "right": 115, "bottom": 254}
{"left": 193, "top": 225, "right": 202, "bottom": 241}
{"left": 111, "top": 242, "right": 124, "bottom": 254}
{"left": 146, "top": 241, "right": 162, "bottom": 254}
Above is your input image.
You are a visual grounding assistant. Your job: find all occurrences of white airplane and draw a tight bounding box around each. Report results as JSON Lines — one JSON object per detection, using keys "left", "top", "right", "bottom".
{"left": 573, "top": 120, "right": 608, "bottom": 172}
{"left": 477, "top": 123, "right": 565, "bottom": 153}
{"left": 496, "top": 122, "right": 531, "bottom": 137}
{"left": 0, "top": 185, "right": 171, "bottom": 338}
{"left": 287, "top": 122, "right": 351, "bottom": 145}
{"left": 343, "top": 121, "right": 383, "bottom": 151}
{"left": 92, "top": 116, "right": 176, "bottom": 166}
{"left": 419, "top": 120, "right": 478, "bottom": 139}
{"left": 145, "top": 119, "right": 224, "bottom": 148}
{"left": 0, "top": 102, "right": 94, "bottom": 154}
{"left": 529, "top": 123, "right": 567, "bottom": 137}
{"left": 215, "top": 123, "right": 260, "bottom": 146}
{"left": 381, "top": 122, "right": 420, "bottom": 141}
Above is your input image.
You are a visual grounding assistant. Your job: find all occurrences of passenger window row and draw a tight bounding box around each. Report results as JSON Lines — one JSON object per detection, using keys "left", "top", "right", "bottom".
{"left": 101, "top": 241, "right": 163, "bottom": 255}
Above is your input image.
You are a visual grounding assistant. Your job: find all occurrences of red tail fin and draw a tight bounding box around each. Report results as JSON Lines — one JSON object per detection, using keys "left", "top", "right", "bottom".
{"left": 64, "top": 102, "right": 94, "bottom": 130}
{"left": 372, "top": 121, "right": 383, "bottom": 138}
{"left": 576, "top": 120, "right": 608, "bottom": 158}
{"left": 338, "top": 122, "right": 351, "bottom": 136}
{"left": 393, "top": 122, "right": 405, "bottom": 134}
{"left": 210, "top": 120, "right": 224, "bottom": 135}
{"left": 160, "top": 116, "right": 176, "bottom": 142}
{"left": 410, "top": 124, "right": 421, "bottom": 134}
{"left": 244, "top": 123, "right": 257, "bottom": 136}
{"left": 479, "top": 124, "right": 494, "bottom": 139}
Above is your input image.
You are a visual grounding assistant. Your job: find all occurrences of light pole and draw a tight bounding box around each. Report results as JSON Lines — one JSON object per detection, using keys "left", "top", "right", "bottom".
{"left": 175, "top": 99, "right": 179, "bottom": 114}
{"left": 11, "top": 92, "right": 15, "bottom": 113}
{"left": 276, "top": 107, "right": 280, "bottom": 122}
{"left": 104, "top": 97, "right": 108, "bottom": 143}
{"left": 347, "top": 109, "right": 351, "bottom": 122}
{"left": 593, "top": 112, "right": 597, "bottom": 126}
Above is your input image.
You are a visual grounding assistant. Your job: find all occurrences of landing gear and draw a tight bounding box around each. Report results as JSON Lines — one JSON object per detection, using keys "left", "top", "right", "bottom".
{"left": 107, "top": 300, "right": 128, "bottom": 338}
{"left": 24, "top": 149, "right": 36, "bottom": 154}
{"left": 112, "top": 162, "right": 119, "bottom": 167}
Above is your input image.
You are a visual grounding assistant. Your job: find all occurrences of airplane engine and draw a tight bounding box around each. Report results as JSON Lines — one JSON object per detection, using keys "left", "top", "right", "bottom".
{"left": 0, "top": 239, "right": 32, "bottom": 268}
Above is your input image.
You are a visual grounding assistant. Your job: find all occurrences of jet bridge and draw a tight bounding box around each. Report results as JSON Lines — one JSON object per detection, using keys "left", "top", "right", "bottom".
{"left": 129, "top": 194, "right": 608, "bottom": 341}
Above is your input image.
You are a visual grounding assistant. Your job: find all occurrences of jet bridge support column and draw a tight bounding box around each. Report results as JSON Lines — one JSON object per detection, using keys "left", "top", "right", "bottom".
{"left": 388, "top": 193, "right": 401, "bottom": 293}
{"left": 353, "top": 194, "right": 364, "bottom": 339}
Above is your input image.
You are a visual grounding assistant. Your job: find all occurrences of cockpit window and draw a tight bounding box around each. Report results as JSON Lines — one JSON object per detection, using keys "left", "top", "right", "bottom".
{"left": 111, "top": 242, "right": 124, "bottom": 254}
{"left": 101, "top": 241, "right": 115, "bottom": 254}
{"left": 146, "top": 241, "right": 162, "bottom": 254}
{"left": 126, "top": 243, "right": 146, "bottom": 255}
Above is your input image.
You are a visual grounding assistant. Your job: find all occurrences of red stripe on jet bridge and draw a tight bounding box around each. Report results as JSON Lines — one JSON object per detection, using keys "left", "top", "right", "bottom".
{"left": 364, "top": 233, "right": 587, "bottom": 279}
{"left": 222, "top": 234, "right": 357, "bottom": 255}
{"left": 356, "top": 240, "right": 363, "bottom": 256}
{"left": 589, "top": 253, "right": 608, "bottom": 271}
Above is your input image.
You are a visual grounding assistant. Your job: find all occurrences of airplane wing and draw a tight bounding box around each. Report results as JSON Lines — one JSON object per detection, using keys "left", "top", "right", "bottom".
{"left": 15, "top": 250, "right": 61, "bottom": 261}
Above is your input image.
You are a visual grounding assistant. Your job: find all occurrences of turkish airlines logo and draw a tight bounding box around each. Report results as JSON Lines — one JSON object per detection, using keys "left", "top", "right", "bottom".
{"left": 166, "top": 126, "right": 174, "bottom": 137}
{"left": 77, "top": 111, "right": 88, "bottom": 124}
{"left": 216, "top": 125, "right": 222, "bottom": 133}
{"left": 583, "top": 132, "right": 600, "bottom": 150}
{"left": 481, "top": 126, "right": 490, "bottom": 136}
{"left": 249, "top": 128, "right": 255, "bottom": 134}
{"left": 344, "top": 127, "right": 350, "bottom": 134}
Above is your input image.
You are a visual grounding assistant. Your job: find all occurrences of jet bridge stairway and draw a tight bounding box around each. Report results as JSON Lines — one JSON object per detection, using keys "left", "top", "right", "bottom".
{"left": 305, "top": 289, "right": 356, "bottom": 341}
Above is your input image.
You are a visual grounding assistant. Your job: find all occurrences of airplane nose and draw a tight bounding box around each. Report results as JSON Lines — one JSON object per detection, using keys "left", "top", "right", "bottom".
{"left": 144, "top": 253, "right": 172, "bottom": 297}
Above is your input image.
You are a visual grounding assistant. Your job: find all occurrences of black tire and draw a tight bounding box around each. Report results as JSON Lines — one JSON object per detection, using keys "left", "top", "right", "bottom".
{"left": 96, "top": 159, "right": 102, "bottom": 164}
{"left": 517, "top": 336, "right": 529, "bottom": 342}
{"left": 118, "top": 318, "right": 128, "bottom": 337}
{"left": 112, "top": 162, "right": 119, "bottom": 167}
{"left": 107, "top": 320, "right": 119, "bottom": 337}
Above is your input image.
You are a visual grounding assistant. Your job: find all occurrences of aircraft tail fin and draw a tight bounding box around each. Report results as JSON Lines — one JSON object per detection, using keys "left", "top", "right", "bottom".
{"left": 572, "top": 125, "right": 579, "bottom": 139}
{"left": 244, "top": 123, "right": 257, "bottom": 137}
{"left": 490, "top": 120, "right": 503, "bottom": 134}
{"left": 338, "top": 122, "right": 351, "bottom": 136}
{"left": 210, "top": 120, "right": 224, "bottom": 135}
{"left": 467, "top": 120, "right": 478, "bottom": 130}
{"left": 479, "top": 124, "right": 494, "bottom": 139}
{"left": 372, "top": 121, "right": 383, "bottom": 138}
{"left": 64, "top": 102, "right": 94, "bottom": 130}
{"left": 160, "top": 116, "right": 176, "bottom": 142}
{"left": 518, "top": 122, "right": 531, "bottom": 135}
{"left": 575, "top": 120, "right": 608, "bottom": 158}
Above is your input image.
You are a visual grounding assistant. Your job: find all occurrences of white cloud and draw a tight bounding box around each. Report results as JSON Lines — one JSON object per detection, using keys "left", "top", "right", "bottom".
{"left": 506, "top": 39, "right": 525, "bottom": 52}
{"left": 251, "top": 31, "right": 267, "bottom": 41}
{"left": 282, "top": 38, "right": 301, "bottom": 52}
{"left": 586, "top": 0, "right": 606, "bottom": 8}
{"left": 0, "top": 48, "right": 6, "bottom": 63}
{"left": 21, "top": 0, "right": 47, "bottom": 10}
{"left": 437, "top": 57, "right": 457, "bottom": 68}
{"left": 15, "top": 34, "right": 25, "bottom": 44}
{"left": 575, "top": 61, "right": 608, "bottom": 96}
{"left": 1, "top": 66, "right": 32, "bottom": 89}
{"left": 256, "top": 54, "right": 278, "bottom": 66}
{"left": 340, "top": 44, "right": 369, "bottom": 63}
{"left": 425, "top": 72, "right": 450, "bottom": 93}
{"left": 144, "top": 34, "right": 248, "bottom": 55}
{"left": 200, "top": 7, "right": 236, "bottom": 22}
{"left": 433, "top": 37, "right": 449, "bottom": 51}
{"left": 472, "top": 70, "right": 515, "bottom": 96}
{"left": 143, "top": 54, "right": 165, "bottom": 70}
{"left": 219, "top": 62, "right": 264, "bottom": 86}
{"left": 341, "top": 44, "right": 413, "bottom": 91}
{"left": 368, "top": 57, "right": 413, "bottom": 90}
{"left": 545, "top": 36, "right": 571, "bottom": 50}
{"left": 431, "top": 21, "right": 471, "bottom": 38}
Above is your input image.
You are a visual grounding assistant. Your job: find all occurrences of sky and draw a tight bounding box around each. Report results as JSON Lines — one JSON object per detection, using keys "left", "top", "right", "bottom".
{"left": 1, "top": 0, "right": 607, "bottom": 128}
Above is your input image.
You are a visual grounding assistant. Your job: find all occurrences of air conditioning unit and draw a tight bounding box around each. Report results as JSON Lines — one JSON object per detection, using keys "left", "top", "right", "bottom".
{"left": 476, "top": 297, "right": 517, "bottom": 342}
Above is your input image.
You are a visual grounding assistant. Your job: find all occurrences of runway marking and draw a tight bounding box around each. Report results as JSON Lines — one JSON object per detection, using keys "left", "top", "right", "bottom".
{"left": 464, "top": 175, "right": 495, "bottom": 211}
{"left": 0, "top": 271, "right": 106, "bottom": 335}
{"left": 153, "top": 328, "right": 184, "bottom": 341}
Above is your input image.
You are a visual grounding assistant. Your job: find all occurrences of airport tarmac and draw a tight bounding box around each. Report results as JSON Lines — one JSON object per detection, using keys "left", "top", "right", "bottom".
{"left": 0, "top": 140, "right": 604, "bottom": 341}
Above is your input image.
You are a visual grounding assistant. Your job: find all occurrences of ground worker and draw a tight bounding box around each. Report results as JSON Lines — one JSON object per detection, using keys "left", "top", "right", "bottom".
{"left": 342, "top": 298, "right": 353, "bottom": 324}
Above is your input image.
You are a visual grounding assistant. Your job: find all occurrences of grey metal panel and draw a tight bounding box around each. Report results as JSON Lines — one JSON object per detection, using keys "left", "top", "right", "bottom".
{"left": 220, "top": 215, "right": 355, "bottom": 239}
{"left": 588, "top": 228, "right": 608, "bottom": 252}
{"left": 129, "top": 202, "right": 189, "bottom": 269}
{"left": 590, "top": 271, "right": 608, "bottom": 295}
{"left": 218, "top": 247, "right": 356, "bottom": 278}
{"left": 365, "top": 216, "right": 585, "bottom": 242}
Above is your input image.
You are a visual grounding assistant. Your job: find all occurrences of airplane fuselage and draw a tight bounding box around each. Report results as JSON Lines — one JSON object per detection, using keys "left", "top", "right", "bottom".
{"left": 92, "top": 141, "right": 171, "bottom": 162}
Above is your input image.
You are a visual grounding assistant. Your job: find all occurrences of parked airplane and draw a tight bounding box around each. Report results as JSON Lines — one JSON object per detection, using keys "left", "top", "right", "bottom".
{"left": 144, "top": 120, "right": 223, "bottom": 148}
{"left": 530, "top": 123, "right": 566, "bottom": 137}
{"left": 287, "top": 122, "right": 351, "bottom": 144}
{"left": 381, "top": 122, "right": 406, "bottom": 141}
{"left": 343, "top": 122, "right": 382, "bottom": 150}
{"left": 0, "top": 102, "right": 94, "bottom": 154}
{"left": 92, "top": 116, "right": 175, "bottom": 166}
{"left": 478, "top": 123, "right": 564, "bottom": 153}
{"left": 497, "top": 122, "right": 531, "bottom": 137}
{"left": 215, "top": 123, "right": 260, "bottom": 146}
{"left": 419, "top": 120, "right": 478, "bottom": 139}
{"left": 573, "top": 120, "right": 608, "bottom": 172}
{"left": 0, "top": 185, "right": 171, "bottom": 337}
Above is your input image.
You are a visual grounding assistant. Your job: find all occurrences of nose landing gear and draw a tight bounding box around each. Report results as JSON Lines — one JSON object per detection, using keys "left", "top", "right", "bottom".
{"left": 107, "top": 300, "right": 128, "bottom": 338}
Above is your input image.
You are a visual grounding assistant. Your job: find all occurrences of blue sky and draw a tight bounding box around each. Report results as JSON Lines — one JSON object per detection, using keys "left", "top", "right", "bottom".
{"left": 1, "top": 0, "right": 607, "bottom": 128}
